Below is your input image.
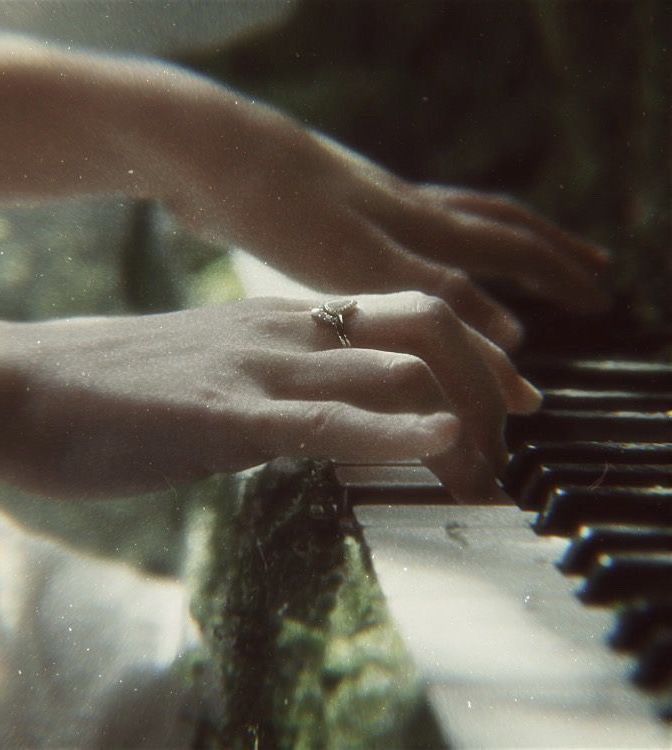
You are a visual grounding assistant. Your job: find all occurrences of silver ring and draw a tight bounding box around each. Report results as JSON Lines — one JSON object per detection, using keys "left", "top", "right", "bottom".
{"left": 310, "top": 298, "right": 358, "bottom": 347}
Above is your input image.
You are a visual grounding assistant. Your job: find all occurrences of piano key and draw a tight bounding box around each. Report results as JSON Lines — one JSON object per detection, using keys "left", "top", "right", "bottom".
{"left": 334, "top": 351, "right": 672, "bottom": 743}
{"left": 577, "top": 553, "right": 672, "bottom": 605}
{"left": 333, "top": 463, "right": 445, "bottom": 511}
{"left": 632, "top": 629, "right": 672, "bottom": 689}
{"left": 518, "top": 464, "right": 672, "bottom": 511}
{"left": 542, "top": 389, "right": 672, "bottom": 412}
{"left": 559, "top": 526, "right": 672, "bottom": 575}
{"left": 534, "top": 487, "right": 672, "bottom": 536}
{"left": 507, "top": 410, "right": 672, "bottom": 449}
{"left": 610, "top": 600, "right": 672, "bottom": 651}
{"left": 520, "top": 358, "right": 672, "bottom": 391}
{"left": 505, "top": 441, "right": 672, "bottom": 498}
{"left": 355, "top": 504, "right": 669, "bottom": 748}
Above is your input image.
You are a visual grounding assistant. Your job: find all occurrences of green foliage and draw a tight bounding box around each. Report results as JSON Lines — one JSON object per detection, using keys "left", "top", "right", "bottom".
{"left": 0, "top": 197, "right": 243, "bottom": 571}
{"left": 189, "top": 459, "right": 443, "bottom": 749}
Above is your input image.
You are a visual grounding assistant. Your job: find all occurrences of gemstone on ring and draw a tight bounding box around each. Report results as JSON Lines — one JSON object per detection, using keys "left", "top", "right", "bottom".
{"left": 310, "top": 298, "right": 358, "bottom": 347}
{"left": 322, "top": 298, "right": 358, "bottom": 317}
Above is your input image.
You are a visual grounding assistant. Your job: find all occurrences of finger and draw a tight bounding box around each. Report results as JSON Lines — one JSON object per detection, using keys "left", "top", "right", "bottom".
{"left": 255, "top": 348, "right": 446, "bottom": 415}
{"left": 435, "top": 187, "right": 610, "bottom": 271}
{"left": 437, "top": 268, "right": 523, "bottom": 351}
{"left": 340, "top": 218, "right": 523, "bottom": 350}
{"left": 360, "top": 188, "right": 610, "bottom": 313}
{"left": 446, "top": 211, "right": 611, "bottom": 312}
{"left": 465, "top": 327, "right": 542, "bottom": 414}
{"left": 274, "top": 291, "right": 516, "bottom": 471}
{"left": 340, "top": 292, "right": 509, "bottom": 470}
{"left": 260, "top": 397, "right": 502, "bottom": 502}
{"left": 259, "top": 399, "right": 461, "bottom": 464}
{"left": 425, "top": 438, "right": 510, "bottom": 504}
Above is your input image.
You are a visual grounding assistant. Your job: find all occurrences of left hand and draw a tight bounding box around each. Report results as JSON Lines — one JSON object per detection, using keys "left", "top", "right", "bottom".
{"left": 0, "top": 40, "right": 609, "bottom": 353}
{"left": 170, "top": 119, "right": 610, "bottom": 351}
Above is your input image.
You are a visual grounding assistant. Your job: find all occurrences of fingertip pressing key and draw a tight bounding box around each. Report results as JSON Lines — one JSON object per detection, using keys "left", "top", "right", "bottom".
{"left": 516, "top": 377, "right": 543, "bottom": 414}
{"left": 426, "top": 441, "right": 510, "bottom": 504}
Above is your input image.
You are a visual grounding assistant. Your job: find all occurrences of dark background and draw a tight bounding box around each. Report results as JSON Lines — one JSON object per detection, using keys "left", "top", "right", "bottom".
{"left": 181, "top": 0, "right": 671, "bottom": 343}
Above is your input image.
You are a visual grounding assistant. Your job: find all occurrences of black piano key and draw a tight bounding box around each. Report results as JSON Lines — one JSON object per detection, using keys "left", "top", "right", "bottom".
{"left": 507, "top": 410, "right": 672, "bottom": 449}
{"left": 520, "top": 358, "right": 672, "bottom": 391}
{"left": 559, "top": 526, "right": 672, "bottom": 575}
{"left": 519, "top": 464, "right": 672, "bottom": 511}
{"left": 609, "top": 600, "right": 672, "bottom": 651}
{"left": 534, "top": 487, "right": 672, "bottom": 536}
{"left": 504, "top": 441, "right": 672, "bottom": 498}
{"left": 631, "top": 628, "right": 672, "bottom": 689}
{"left": 333, "top": 463, "right": 446, "bottom": 510}
{"left": 577, "top": 553, "right": 672, "bottom": 605}
{"left": 542, "top": 389, "right": 672, "bottom": 412}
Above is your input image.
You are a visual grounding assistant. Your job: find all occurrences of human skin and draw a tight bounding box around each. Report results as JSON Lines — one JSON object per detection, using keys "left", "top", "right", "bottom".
{"left": 0, "top": 37, "right": 609, "bottom": 501}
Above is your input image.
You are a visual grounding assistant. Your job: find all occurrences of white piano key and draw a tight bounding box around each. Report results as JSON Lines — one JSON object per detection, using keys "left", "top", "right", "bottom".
{"left": 356, "top": 504, "right": 671, "bottom": 748}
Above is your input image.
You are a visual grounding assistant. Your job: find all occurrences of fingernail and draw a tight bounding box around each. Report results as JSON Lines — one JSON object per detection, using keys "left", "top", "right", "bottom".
{"left": 518, "top": 377, "right": 543, "bottom": 413}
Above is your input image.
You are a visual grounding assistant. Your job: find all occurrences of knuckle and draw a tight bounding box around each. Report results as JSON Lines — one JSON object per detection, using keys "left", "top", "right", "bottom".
{"left": 423, "top": 300, "right": 459, "bottom": 337}
{"left": 411, "top": 291, "right": 453, "bottom": 322}
{"left": 443, "top": 269, "right": 475, "bottom": 299}
{"left": 304, "top": 400, "right": 342, "bottom": 438}
{"left": 384, "top": 353, "right": 434, "bottom": 390}
{"left": 447, "top": 268, "right": 470, "bottom": 285}
{"left": 237, "top": 347, "right": 279, "bottom": 388}
{"left": 256, "top": 317, "right": 286, "bottom": 340}
{"left": 225, "top": 347, "right": 255, "bottom": 372}
{"left": 398, "top": 289, "right": 431, "bottom": 307}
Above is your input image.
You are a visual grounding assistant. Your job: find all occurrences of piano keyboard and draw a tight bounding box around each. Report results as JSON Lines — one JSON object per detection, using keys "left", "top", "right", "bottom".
{"left": 337, "top": 356, "right": 672, "bottom": 748}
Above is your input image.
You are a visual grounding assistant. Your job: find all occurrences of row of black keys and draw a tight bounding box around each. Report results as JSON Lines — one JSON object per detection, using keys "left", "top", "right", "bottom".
{"left": 505, "top": 357, "right": 672, "bottom": 722}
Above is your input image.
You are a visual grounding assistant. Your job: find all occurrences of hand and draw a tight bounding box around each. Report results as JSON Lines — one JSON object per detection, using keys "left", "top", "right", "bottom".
{"left": 1, "top": 294, "right": 540, "bottom": 501}
{"left": 0, "top": 41, "right": 609, "bottom": 352}
{"left": 171, "top": 118, "right": 610, "bottom": 352}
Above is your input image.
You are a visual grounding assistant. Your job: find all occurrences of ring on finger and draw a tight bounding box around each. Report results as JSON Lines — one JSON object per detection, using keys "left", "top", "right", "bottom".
{"left": 311, "top": 298, "right": 358, "bottom": 348}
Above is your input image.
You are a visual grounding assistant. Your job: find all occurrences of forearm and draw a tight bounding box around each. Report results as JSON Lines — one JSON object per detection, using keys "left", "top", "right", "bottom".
{"left": 0, "top": 36, "right": 299, "bottom": 234}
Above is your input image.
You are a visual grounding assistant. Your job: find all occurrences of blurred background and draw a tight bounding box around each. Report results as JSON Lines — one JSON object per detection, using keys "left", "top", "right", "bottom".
{"left": 177, "top": 0, "right": 671, "bottom": 335}
{"left": 0, "top": 0, "right": 669, "bottom": 565}
{"left": 0, "top": 0, "right": 669, "bottom": 330}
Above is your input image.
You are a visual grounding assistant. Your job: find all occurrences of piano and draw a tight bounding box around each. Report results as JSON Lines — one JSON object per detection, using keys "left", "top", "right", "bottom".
{"left": 334, "top": 345, "right": 672, "bottom": 747}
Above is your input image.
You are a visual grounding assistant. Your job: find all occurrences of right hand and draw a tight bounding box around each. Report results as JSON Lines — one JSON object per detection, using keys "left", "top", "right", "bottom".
{"left": 1, "top": 293, "right": 540, "bottom": 502}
